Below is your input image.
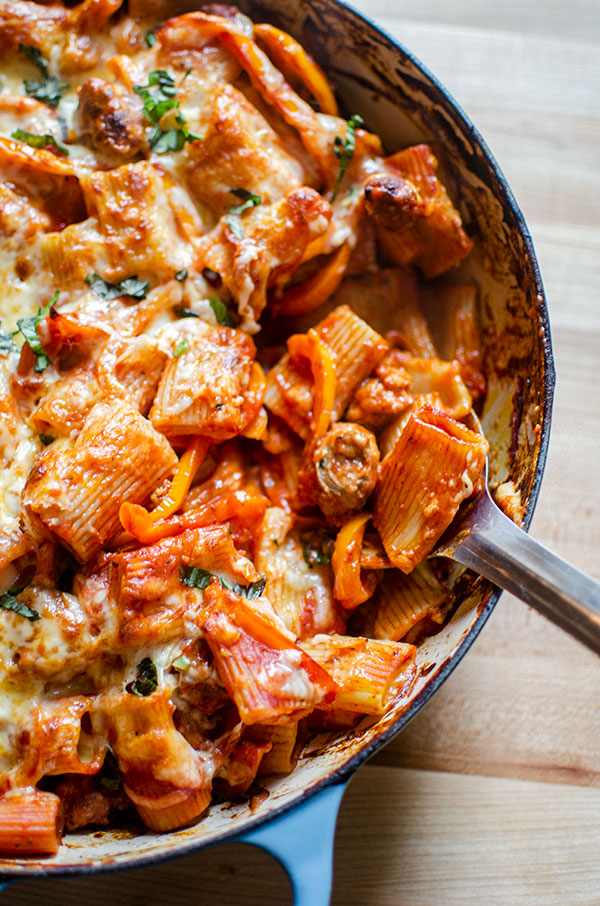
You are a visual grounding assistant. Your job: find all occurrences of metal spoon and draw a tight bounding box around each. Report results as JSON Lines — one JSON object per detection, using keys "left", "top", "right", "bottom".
{"left": 433, "top": 417, "right": 600, "bottom": 654}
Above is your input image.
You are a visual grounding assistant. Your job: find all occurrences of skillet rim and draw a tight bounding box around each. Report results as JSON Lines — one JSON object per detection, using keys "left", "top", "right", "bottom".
{"left": 0, "top": 0, "right": 555, "bottom": 880}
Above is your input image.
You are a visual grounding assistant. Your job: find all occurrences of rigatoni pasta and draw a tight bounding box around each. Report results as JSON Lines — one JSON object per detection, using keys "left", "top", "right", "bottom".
{"left": 0, "top": 0, "right": 488, "bottom": 855}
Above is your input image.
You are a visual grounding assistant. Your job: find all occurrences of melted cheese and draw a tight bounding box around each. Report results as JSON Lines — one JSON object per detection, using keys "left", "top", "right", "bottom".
{"left": 0, "top": 1, "right": 435, "bottom": 829}
{"left": 0, "top": 243, "right": 46, "bottom": 329}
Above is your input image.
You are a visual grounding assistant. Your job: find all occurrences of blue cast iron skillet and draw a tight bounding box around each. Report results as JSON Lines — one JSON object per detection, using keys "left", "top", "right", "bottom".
{"left": 0, "top": 1, "right": 554, "bottom": 903}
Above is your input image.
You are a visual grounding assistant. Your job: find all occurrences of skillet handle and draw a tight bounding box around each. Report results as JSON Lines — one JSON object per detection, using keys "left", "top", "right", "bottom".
{"left": 239, "top": 781, "right": 347, "bottom": 906}
{"left": 454, "top": 493, "right": 600, "bottom": 654}
{"left": 0, "top": 782, "right": 348, "bottom": 902}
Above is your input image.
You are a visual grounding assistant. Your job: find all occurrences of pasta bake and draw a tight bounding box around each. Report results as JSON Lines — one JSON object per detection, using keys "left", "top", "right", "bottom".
{"left": 0, "top": 0, "right": 488, "bottom": 854}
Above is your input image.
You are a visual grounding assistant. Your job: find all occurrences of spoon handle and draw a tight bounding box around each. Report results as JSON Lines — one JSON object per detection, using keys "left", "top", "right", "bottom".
{"left": 453, "top": 495, "right": 600, "bottom": 654}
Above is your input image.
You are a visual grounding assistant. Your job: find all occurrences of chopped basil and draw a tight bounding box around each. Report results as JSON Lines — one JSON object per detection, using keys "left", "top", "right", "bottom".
{"left": 238, "top": 578, "right": 266, "bottom": 599}
{"left": 228, "top": 188, "right": 261, "bottom": 216}
{"left": 173, "top": 654, "right": 191, "bottom": 671}
{"left": 134, "top": 70, "right": 198, "bottom": 154}
{"left": 330, "top": 113, "right": 364, "bottom": 202}
{"left": 134, "top": 69, "right": 176, "bottom": 109}
{"left": 223, "top": 215, "right": 243, "bottom": 240}
{"left": 129, "top": 657, "right": 158, "bottom": 697}
{"left": 85, "top": 273, "right": 149, "bottom": 301}
{"left": 174, "top": 268, "right": 188, "bottom": 282}
{"left": 173, "top": 337, "right": 189, "bottom": 358}
{"left": 220, "top": 577, "right": 267, "bottom": 599}
{"left": 16, "top": 291, "right": 57, "bottom": 373}
{"left": 180, "top": 566, "right": 265, "bottom": 599}
{"left": 151, "top": 128, "right": 187, "bottom": 153}
{"left": 116, "top": 277, "right": 149, "bottom": 299}
{"left": 0, "top": 592, "right": 40, "bottom": 622}
{"left": 23, "top": 78, "right": 64, "bottom": 107}
{"left": 18, "top": 44, "right": 48, "bottom": 75}
{"left": 145, "top": 29, "right": 158, "bottom": 48}
{"left": 180, "top": 565, "right": 213, "bottom": 589}
{"left": 19, "top": 44, "right": 67, "bottom": 107}
{"left": 300, "top": 530, "right": 335, "bottom": 568}
{"left": 38, "top": 433, "right": 54, "bottom": 445}
{"left": 209, "top": 294, "right": 235, "bottom": 327}
{"left": 174, "top": 306, "right": 198, "bottom": 319}
{"left": 12, "top": 128, "right": 68, "bottom": 156}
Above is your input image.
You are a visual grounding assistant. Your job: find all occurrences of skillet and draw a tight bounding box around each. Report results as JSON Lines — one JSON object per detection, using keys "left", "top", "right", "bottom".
{"left": 0, "top": 0, "right": 554, "bottom": 902}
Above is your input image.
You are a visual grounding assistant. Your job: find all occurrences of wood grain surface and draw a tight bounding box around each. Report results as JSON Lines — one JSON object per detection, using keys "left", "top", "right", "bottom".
{"left": 4, "top": 1, "right": 599, "bottom": 904}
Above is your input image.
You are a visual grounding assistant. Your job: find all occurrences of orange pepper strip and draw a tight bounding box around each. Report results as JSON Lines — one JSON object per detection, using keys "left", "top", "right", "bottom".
{"left": 216, "top": 27, "right": 328, "bottom": 173}
{"left": 183, "top": 488, "right": 267, "bottom": 523}
{"left": 253, "top": 23, "right": 338, "bottom": 116}
{"left": 121, "top": 490, "right": 268, "bottom": 545}
{"left": 221, "top": 590, "right": 338, "bottom": 703}
{"left": 272, "top": 241, "right": 351, "bottom": 318}
{"left": 158, "top": 12, "right": 331, "bottom": 177}
{"left": 119, "top": 436, "right": 209, "bottom": 542}
{"left": 332, "top": 512, "right": 374, "bottom": 610}
{"left": 287, "top": 329, "right": 336, "bottom": 440}
{"left": 152, "top": 436, "right": 210, "bottom": 520}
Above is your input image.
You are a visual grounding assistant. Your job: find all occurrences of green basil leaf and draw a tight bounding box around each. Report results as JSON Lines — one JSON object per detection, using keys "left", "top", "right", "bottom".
{"left": 209, "top": 294, "right": 235, "bottom": 327}
{"left": 237, "top": 578, "right": 267, "bottom": 599}
{"left": 16, "top": 292, "right": 57, "bottom": 373}
{"left": 174, "top": 306, "right": 198, "bottom": 319}
{"left": 145, "top": 29, "right": 158, "bottom": 47}
{"left": 219, "top": 577, "right": 266, "bottom": 598}
{"left": 175, "top": 268, "right": 188, "bottom": 282}
{"left": 0, "top": 331, "right": 17, "bottom": 355}
{"left": 19, "top": 44, "right": 49, "bottom": 77}
{"left": 12, "top": 128, "right": 68, "bottom": 156}
{"left": 23, "top": 76, "right": 65, "bottom": 107}
{"left": 150, "top": 128, "right": 185, "bottom": 153}
{"left": 118, "top": 277, "right": 150, "bottom": 299}
{"left": 85, "top": 273, "right": 149, "bottom": 301}
{"left": 330, "top": 113, "right": 364, "bottom": 202}
{"left": 0, "top": 592, "right": 40, "bottom": 622}
{"left": 129, "top": 657, "right": 157, "bottom": 697}
{"left": 180, "top": 566, "right": 213, "bottom": 589}
{"left": 134, "top": 70, "right": 196, "bottom": 155}
{"left": 223, "top": 215, "right": 243, "bottom": 240}
{"left": 173, "top": 337, "right": 189, "bottom": 358}
{"left": 179, "top": 566, "right": 265, "bottom": 599}
{"left": 148, "top": 70, "right": 176, "bottom": 93}
{"left": 228, "top": 188, "right": 262, "bottom": 215}
{"left": 19, "top": 45, "right": 67, "bottom": 107}
{"left": 154, "top": 97, "right": 180, "bottom": 120}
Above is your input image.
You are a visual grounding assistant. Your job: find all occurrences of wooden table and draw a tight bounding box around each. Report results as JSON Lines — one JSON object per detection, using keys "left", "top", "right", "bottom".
{"left": 4, "top": 1, "right": 599, "bottom": 903}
